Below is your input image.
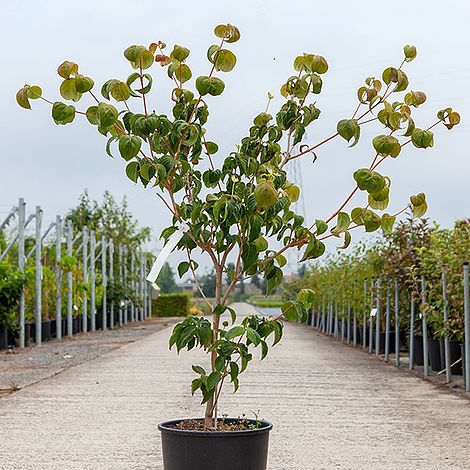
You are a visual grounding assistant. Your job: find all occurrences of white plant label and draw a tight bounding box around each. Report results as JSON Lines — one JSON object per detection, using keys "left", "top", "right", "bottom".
{"left": 370, "top": 308, "right": 377, "bottom": 317}
{"left": 146, "top": 221, "right": 189, "bottom": 289}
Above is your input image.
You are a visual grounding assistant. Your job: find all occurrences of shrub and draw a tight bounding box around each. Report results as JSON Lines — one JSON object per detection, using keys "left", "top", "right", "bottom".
{"left": 153, "top": 293, "right": 190, "bottom": 317}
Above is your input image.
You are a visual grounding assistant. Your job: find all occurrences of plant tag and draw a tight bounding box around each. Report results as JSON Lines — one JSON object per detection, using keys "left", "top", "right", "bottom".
{"left": 370, "top": 308, "right": 377, "bottom": 317}
{"left": 146, "top": 221, "right": 189, "bottom": 289}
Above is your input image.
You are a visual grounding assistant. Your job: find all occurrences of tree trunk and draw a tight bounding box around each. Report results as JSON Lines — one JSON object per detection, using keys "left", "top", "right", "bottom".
{"left": 204, "top": 266, "right": 223, "bottom": 429}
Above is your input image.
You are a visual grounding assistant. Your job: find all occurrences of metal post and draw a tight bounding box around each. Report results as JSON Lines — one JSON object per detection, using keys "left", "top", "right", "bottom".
{"left": 132, "top": 252, "right": 137, "bottom": 322}
{"left": 55, "top": 216, "right": 62, "bottom": 340}
{"left": 119, "top": 244, "right": 124, "bottom": 326}
{"left": 394, "top": 278, "right": 400, "bottom": 367}
{"left": 147, "top": 258, "right": 152, "bottom": 319}
{"left": 18, "top": 198, "right": 26, "bottom": 348}
{"left": 90, "top": 231, "right": 96, "bottom": 331}
{"left": 67, "top": 220, "right": 73, "bottom": 337}
{"left": 109, "top": 239, "right": 114, "bottom": 328}
{"left": 347, "top": 299, "right": 351, "bottom": 344}
{"left": 82, "top": 227, "right": 88, "bottom": 333}
{"left": 123, "top": 245, "right": 128, "bottom": 325}
{"left": 409, "top": 292, "right": 415, "bottom": 370}
{"left": 463, "top": 262, "right": 470, "bottom": 392}
{"left": 421, "top": 276, "right": 429, "bottom": 377}
{"left": 334, "top": 298, "right": 338, "bottom": 338}
{"left": 139, "top": 251, "right": 143, "bottom": 322}
{"left": 102, "top": 237, "right": 107, "bottom": 330}
{"left": 369, "top": 279, "right": 374, "bottom": 353}
{"left": 34, "top": 206, "right": 43, "bottom": 345}
{"left": 385, "top": 280, "right": 391, "bottom": 362}
{"left": 340, "top": 295, "right": 345, "bottom": 342}
{"left": 363, "top": 279, "right": 367, "bottom": 349}
{"left": 375, "top": 277, "right": 381, "bottom": 356}
{"left": 441, "top": 268, "right": 451, "bottom": 382}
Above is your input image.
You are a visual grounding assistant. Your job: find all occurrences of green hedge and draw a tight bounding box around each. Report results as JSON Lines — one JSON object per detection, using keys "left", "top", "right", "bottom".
{"left": 153, "top": 294, "right": 190, "bottom": 317}
{"left": 251, "top": 300, "right": 284, "bottom": 308}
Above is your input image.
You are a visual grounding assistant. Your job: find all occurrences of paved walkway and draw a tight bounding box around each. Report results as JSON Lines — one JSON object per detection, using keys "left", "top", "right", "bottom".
{"left": 1, "top": 303, "right": 470, "bottom": 469}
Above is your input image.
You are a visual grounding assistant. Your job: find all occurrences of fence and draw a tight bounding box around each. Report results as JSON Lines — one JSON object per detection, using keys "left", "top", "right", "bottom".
{"left": 0, "top": 198, "right": 154, "bottom": 349}
{"left": 308, "top": 264, "right": 470, "bottom": 392}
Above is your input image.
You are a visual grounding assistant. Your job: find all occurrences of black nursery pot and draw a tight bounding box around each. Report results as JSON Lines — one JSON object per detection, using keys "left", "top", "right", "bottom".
{"left": 158, "top": 418, "right": 272, "bottom": 470}
{"left": 41, "top": 320, "right": 52, "bottom": 342}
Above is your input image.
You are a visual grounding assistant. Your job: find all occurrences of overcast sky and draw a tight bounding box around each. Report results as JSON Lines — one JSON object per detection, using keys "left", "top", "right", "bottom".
{"left": 1, "top": 0, "right": 469, "bottom": 270}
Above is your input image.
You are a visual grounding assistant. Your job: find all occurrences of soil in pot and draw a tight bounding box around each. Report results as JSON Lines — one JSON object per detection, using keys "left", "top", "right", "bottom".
{"left": 159, "top": 418, "right": 272, "bottom": 470}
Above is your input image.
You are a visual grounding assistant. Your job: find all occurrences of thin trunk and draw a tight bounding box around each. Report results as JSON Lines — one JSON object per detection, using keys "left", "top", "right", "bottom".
{"left": 204, "top": 266, "right": 223, "bottom": 429}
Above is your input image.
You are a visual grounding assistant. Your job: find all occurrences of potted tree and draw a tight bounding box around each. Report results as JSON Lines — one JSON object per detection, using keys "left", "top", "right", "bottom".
{"left": 17, "top": 23, "right": 459, "bottom": 470}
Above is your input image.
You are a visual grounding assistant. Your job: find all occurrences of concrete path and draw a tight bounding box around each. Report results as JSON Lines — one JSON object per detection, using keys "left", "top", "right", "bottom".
{"left": 1, "top": 302, "right": 470, "bottom": 469}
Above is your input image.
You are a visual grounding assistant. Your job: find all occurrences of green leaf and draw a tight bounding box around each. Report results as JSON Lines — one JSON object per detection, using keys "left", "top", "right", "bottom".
{"left": 57, "top": 61, "right": 78, "bottom": 79}
{"left": 60, "top": 79, "right": 82, "bottom": 101}
{"left": 97, "top": 102, "right": 118, "bottom": 130}
{"left": 246, "top": 327, "right": 261, "bottom": 346}
{"left": 16, "top": 85, "right": 42, "bottom": 109}
{"left": 281, "top": 301, "right": 297, "bottom": 321}
{"left": 51, "top": 101, "right": 76, "bottom": 125}
{"left": 315, "top": 219, "right": 328, "bottom": 235}
{"left": 297, "top": 288, "right": 315, "bottom": 308}
{"left": 403, "top": 45, "right": 417, "bottom": 62}
{"left": 192, "top": 365, "right": 206, "bottom": 375}
{"left": 372, "top": 135, "right": 401, "bottom": 157}
{"left": 380, "top": 214, "right": 396, "bottom": 234}
{"left": 254, "top": 180, "right": 278, "bottom": 208}
{"left": 204, "top": 141, "right": 219, "bottom": 154}
{"left": 214, "top": 49, "right": 237, "bottom": 72}
{"left": 105, "top": 137, "right": 116, "bottom": 158}
{"left": 353, "top": 168, "right": 386, "bottom": 193}
{"left": 171, "top": 45, "right": 190, "bottom": 62}
{"left": 139, "top": 162, "right": 155, "bottom": 182}
{"left": 253, "top": 112, "right": 272, "bottom": 127}
{"left": 118, "top": 135, "right": 141, "bottom": 161}
{"left": 214, "top": 24, "right": 241, "bottom": 43}
{"left": 178, "top": 261, "right": 190, "bottom": 278}
{"left": 195, "top": 76, "right": 225, "bottom": 96}
{"left": 75, "top": 74, "right": 94, "bottom": 93}
{"left": 300, "top": 235, "right": 325, "bottom": 261}
{"left": 266, "top": 266, "right": 283, "bottom": 295}
{"left": 411, "top": 129, "right": 434, "bottom": 149}
{"left": 331, "top": 212, "right": 350, "bottom": 235}
{"left": 110, "top": 81, "right": 131, "bottom": 102}
{"left": 206, "top": 371, "right": 221, "bottom": 391}
{"left": 125, "top": 161, "right": 140, "bottom": 183}
{"left": 339, "top": 231, "right": 352, "bottom": 249}
{"left": 410, "top": 193, "right": 428, "bottom": 218}
{"left": 284, "top": 183, "right": 300, "bottom": 203}
{"left": 337, "top": 119, "right": 360, "bottom": 147}
{"left": 226, "top": 325, "right": 245, "bottom": 340}
{"left": 85, "top": 106, "right": 99, "bottom": 125}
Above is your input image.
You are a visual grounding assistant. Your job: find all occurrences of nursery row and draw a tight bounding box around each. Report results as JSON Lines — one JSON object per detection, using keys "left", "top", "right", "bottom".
{"left": 305, "top": 262, "right": 470, "bottom": 391}
{"left": 0, "top": 198, "right": 154, "bottom": 350}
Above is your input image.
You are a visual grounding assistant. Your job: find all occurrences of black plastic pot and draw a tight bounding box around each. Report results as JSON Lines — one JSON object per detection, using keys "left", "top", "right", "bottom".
{"left": 449, "top": 341, "right": 462, "bottom": 375}
{"left": 158, "top": 418, "right": 272, "bottom": 470}
{"left": 96, "top": 311, "right": 103, "bottom": 330}
{"left": 412, "top": 335, "right": 424, "bottom": 366}
{"left": 50, "top": 320, "right": 57, "bottom": 338}
{"left": 41, "top": 321, "right": 52, "bottom": 342}
{"left": 428, "top": 338, "right": 442, "bottom": 371}
{"left": 373, "top": 332, "right": 397, "bottom": 355}
{"left": 0, "top": 326, "right": 8, "bottom": 350}
{"left": 72, "top": 317, "right": 80, "bottom": 334}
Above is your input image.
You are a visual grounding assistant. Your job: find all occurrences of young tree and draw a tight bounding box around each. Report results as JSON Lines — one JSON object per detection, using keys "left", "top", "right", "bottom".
{"left": 157, "top": 262, "right": 177, "bottom": 293}
{"left": 17, "top": 23, "right": 459, "bottom": 429}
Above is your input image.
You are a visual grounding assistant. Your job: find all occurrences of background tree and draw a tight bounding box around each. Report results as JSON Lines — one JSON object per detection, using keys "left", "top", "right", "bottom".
{"left": 156, "top": 262, "right": 177, "bottom": 293}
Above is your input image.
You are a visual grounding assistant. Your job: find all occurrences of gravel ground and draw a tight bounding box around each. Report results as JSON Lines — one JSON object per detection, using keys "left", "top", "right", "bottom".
{"left": 0, "top": 318, "right": 174, "bottom": 392}
{"left": 1, "top": 303, "right": 470, "bottom": 469}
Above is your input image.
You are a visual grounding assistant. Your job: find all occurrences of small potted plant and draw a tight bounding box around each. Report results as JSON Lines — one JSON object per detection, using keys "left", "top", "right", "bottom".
{"left": 17, "top": 23, "right": 459, "bottom": 470}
